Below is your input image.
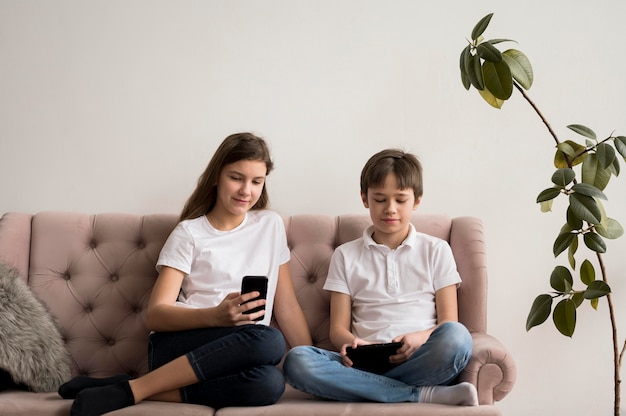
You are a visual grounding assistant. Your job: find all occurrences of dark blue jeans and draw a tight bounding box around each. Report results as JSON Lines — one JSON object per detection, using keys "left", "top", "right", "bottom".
{"left": 149, "top": 325, "right": 286, "bottom": 409}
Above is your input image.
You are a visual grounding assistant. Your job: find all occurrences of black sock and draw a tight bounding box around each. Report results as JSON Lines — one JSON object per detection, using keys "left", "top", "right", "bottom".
{"left": 70, "top": 380, "right": 135, "bottom": 416}
{"left": 58, "top": 374, "right": 132, "bottom": 399}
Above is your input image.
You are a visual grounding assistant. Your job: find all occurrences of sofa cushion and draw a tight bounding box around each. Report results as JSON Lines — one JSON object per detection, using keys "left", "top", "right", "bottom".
{"left": 0, "top": 262, "right": 71, "bottom": 392}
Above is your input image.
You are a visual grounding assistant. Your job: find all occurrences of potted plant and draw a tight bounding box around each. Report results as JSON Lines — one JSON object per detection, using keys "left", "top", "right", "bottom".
{"left": 459, "top": 13, "right": 626, "bottom": 415}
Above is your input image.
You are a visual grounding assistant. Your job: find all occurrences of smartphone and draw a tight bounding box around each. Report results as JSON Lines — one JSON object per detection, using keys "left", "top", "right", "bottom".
{"left": 241, "top": 275, "right": 268, "bottom": 321}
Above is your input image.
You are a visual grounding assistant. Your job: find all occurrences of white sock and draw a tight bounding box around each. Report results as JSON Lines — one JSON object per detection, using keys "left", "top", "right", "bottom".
{"left": 419, "top": 382, "right": 479, "bottom": 406}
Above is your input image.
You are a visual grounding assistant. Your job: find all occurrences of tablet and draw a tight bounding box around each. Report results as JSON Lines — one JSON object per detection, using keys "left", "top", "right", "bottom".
{"left": 345, "top": 342, "right": 402, "bottom": 374}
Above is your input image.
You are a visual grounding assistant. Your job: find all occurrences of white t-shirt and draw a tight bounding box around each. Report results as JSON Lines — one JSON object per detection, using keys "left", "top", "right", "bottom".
{"left": 156, "top": 210, "right": 290, "bottom": 326}
{"left": 323, "top": 224, "right": 461, "bottom": 342}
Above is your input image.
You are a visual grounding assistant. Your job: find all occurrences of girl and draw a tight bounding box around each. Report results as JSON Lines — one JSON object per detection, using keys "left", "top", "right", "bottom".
{"left": 61, "top": 132, "right": 312, "bottom": 415}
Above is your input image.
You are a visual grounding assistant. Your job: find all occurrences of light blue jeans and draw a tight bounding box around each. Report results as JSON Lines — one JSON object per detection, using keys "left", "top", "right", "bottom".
{"left": 283, "top": 321, "right": 472, "bottom": 402}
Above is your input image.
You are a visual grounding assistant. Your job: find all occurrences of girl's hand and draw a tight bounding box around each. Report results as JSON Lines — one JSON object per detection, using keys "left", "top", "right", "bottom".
{"left": 340, "top": 338, "right": 372, "bottom": 367}
{"left": 390, "top": 331, "right": 432, "bottom": 364}
{"left": 212, "top": 292, "right": 266, "bottom": 326}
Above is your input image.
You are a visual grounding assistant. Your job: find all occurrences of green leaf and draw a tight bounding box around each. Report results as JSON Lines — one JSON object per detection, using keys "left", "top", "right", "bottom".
{"left": 569, "top": 193, "right": 602, "bottom": 224}
{"left": 596, "top": 143, "right": 616, "bottom": 169}
{"left": 572, "top": 292, "right": 585, "bottom": 308}
{"left": 487, "top": 38, "right": 516, "bottom": 45}
{"left": 471, "top": 13, "right": 494, "bottom": 41}
{"left": 461, "top": 72, "right": 471, "bottom": 90}
{"left": 555, "top": 140, "right": 588, "bottom": 168}
{"left": 460, "top": 46, "right": 471, "bottom": 90}
{"left": 526, "top": 294, "right": 553, "bottom": 331}
{"left": 591, "top": 298, "right": 599, "bottom": 310}
{"left": 478, "top": 86, "right": 504, "bottom": 108}
{"left": 502, "top": 49, "right": 533, "bottom": 89}
{"left": 571, "top": 183, "right": 607, "bottom": 200}
{"left": 568, "top": 124, "right": 597, "bottom": 140}
{"left": 567, "top": 235, "right": 578, "bottom": 269}
{"left": 467, "top": 54, "right": 485, "bottom": 90}
{"left": 593, "top": 199, "right": 622, "bottom": 239}
{"left": 483, "top": 60, "right": 513, "bottom": 100}
{"left": 583, "top": 232, "right": 606, "bottom": 253}
{"left": 566, "top": 206, "right": 583, "bottom": 230}
{"left": 611, "top": 156, "right": 621, "bottom": 177}
{"left": 550, "top": 265, "right": 573, "bottom": 292}
{"left": 537, "top": 187, "right": 562, "bottom": 203}
{"left": 583, "top": 280, "right": 611, "bottom": 299}
{"left": 596, "top": 217, "right": 624, "bottom": 239}
{"left": 615, "top": 136, "right": 626, "bottom": 159}
{"left": 582, "top": 153, "right": 611, "bottom": 190}
{"left": 580, "top": 259, "right": 595, "bottom": 285}
{"left": 553, "top": 299, "right": 576, "bottom": 337}
{"left": 551, "top": 168, "right": 575, "bottom": 187}
{"left": 477, "top": 42, "right": 503, "bottom": 63}
{"left": 553, "top": 232, "right": 576, "bottom": 257}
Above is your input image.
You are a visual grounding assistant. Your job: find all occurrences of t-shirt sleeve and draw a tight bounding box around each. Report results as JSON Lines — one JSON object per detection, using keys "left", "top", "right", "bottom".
{"left": 156, "top": 223, "right": 194, "bottom": 275}
{"left": 274, "top": 213, "right": 290, "bottom": 265}
{"left": 432, "top": 239, "right": 462, "bottom": 291}
{"left": 322, "top": 248, "right": 350, "bottom": 295}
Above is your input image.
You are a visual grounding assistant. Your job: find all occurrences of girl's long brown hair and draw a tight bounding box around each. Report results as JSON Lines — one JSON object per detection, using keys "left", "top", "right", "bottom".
{"left": 180, "top": 132, "right": 274, "bottom": 221}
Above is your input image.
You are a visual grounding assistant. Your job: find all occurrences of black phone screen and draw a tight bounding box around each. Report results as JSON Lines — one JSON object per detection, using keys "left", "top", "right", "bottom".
{"left": 241, "top": 275, "right": 268, "bottom": 320}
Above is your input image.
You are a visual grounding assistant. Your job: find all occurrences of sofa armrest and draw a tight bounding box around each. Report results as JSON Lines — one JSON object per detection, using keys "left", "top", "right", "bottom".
{"left": 458, "top": 332, "right": 516, "bottom": 405}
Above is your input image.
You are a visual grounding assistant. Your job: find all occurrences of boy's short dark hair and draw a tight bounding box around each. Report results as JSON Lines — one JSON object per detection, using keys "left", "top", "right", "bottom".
{"left": 360, "top": 149, "right": 423, "bottom": 199}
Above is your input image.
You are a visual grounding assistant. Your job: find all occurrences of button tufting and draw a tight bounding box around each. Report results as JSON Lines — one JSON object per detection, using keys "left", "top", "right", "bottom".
{"left": 110, "top": 274, "right": 119, "bottom": 282}
{"left": 89, "top": 240, "right": 97, "bottom": 249}
{"left": 107, "top": 338, "right": 115, "bottom": 346}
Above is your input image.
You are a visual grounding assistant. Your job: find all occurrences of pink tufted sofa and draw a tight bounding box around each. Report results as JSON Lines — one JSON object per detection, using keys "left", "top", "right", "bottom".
{"left": 0, "top": 211, "right": 515, "bottom": 416}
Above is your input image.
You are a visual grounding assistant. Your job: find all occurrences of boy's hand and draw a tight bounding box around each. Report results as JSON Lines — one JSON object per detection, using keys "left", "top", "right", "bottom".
{"left": 390, "top": 330, "right": 432, "bottom": 364}
{"left": 340, "top": 338, "right": 371, "bottom": 367}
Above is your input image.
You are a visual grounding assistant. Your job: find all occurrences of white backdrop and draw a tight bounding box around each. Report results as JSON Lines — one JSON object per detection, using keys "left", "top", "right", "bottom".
{"left": 1, "top": 1, "right": 625, "bottom": 414}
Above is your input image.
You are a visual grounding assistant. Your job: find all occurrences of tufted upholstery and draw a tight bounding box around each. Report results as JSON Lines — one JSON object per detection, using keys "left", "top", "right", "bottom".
{"left": 0, "top": 211, "right": 515, "bottom": 416}
{"left": 0, "top": 212, "right": 178, "bottom": 378}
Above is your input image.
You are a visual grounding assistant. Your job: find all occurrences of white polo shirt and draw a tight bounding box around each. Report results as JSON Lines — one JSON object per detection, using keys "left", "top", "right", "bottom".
{"left": 323, "top": 224, "right": 461, "bottom": 342}
{"left": 156, "top": 210, "right": 290, "bottom": 326}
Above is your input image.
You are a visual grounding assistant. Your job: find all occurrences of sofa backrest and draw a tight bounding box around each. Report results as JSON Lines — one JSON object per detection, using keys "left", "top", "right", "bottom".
{"left": 0, "top": 211, "right": 487, "bottom": 377}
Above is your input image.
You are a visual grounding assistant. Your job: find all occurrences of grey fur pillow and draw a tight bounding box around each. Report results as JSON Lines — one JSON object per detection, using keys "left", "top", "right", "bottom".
{"left": 0, "top": 262, "right": 71, "bottom": 392}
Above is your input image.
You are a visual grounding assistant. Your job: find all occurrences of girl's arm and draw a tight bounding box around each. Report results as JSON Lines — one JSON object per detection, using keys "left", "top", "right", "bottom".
{"left": 390, "top": 284, "right": 459, "bottom": 363}
{"left": 146, "top": 266, "right": 265, "bottom": 331}
{"left": 272, "top": 263, "right": 312, "bottom": 347}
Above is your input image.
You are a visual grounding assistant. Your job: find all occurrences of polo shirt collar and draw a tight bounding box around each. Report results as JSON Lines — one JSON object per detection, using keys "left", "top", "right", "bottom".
{"left": 362, "top": 223, "right": 417, "bottom": 249}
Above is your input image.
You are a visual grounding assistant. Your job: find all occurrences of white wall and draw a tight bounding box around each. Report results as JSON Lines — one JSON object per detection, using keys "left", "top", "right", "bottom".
{"left": 1, "top": 1, "right": 625, "bottom": 414}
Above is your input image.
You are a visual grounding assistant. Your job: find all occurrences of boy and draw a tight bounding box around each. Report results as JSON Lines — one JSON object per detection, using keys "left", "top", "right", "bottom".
{"left": 283, "top": 149, "right": 478, "bottom": 406}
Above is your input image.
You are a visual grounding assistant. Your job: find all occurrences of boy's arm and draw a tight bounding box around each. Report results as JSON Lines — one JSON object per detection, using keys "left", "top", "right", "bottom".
{"left": 390, "top": 284, "right": 460, "bottom": 363}
{"left": 329, "top": 291, "right": 358, "bottom": 350}
{"left": 435, "top": 284, "right": 459, "bottom": 323}
{"left": 330, "top": 290, "right": 373, "bottom": 368}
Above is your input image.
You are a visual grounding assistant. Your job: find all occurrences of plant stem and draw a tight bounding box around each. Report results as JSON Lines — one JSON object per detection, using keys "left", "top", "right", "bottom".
{"left": 514, "top": 83, "right": 560, "bottom": 146}
{"left": 598, "top": 251, "right": 623, "bottom": 415}
{"left": 514, "top": 80, "right": 622, "bottom": 415}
